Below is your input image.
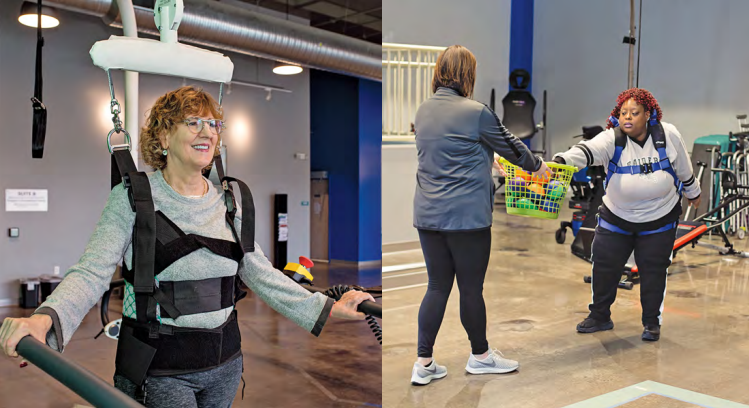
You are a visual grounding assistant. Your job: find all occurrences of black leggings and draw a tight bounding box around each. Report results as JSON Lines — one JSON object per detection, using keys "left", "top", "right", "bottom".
{"left": 589, "top": 224, "right": 677, "bottom": 326}
{"left": 417, "top": 228, "right": 492, "bottom": 358}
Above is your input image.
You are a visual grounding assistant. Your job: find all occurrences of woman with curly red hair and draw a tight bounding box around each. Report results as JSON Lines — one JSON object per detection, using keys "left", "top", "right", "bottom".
{"left": 0, "top": 86, "right": 373, "bottom": 407}
{"left": 552, "top": 88, "right": 701, "bottom": 341}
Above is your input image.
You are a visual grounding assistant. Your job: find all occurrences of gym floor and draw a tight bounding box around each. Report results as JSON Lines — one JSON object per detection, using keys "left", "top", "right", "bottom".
{"left": 383, "top": 205, "right": 749, "bottom": 408}
{"left": 0, "top": 264, "right": 382, "bottom": 408}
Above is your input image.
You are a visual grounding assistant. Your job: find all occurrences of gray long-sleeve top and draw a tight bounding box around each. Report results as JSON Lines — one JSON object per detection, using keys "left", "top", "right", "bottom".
{"left": 413, "top": 87, "right": 543, "bottom": 231}
{"left": 33, "top": 170, "right": 334, "bottom": 352}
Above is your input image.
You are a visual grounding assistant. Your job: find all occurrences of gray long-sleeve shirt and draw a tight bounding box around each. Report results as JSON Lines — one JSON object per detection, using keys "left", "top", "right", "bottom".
{"left": 553, "top": 122, "right": 701, "bottom": 223}
{"left": 413, "top": 87, "right": 542, "bottom": 231}
{"left": 33, "top": 170, "right": 333, "bottom": 352}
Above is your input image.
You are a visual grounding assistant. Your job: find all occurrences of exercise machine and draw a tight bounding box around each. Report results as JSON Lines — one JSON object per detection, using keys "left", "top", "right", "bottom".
{"left": 500, "top": 69, "right": 548, "bottom": 160}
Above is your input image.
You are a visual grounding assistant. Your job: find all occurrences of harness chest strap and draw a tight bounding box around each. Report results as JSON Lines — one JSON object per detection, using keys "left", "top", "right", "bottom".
{"left": 604, "top": 123, "right": 683, "bottom": 196}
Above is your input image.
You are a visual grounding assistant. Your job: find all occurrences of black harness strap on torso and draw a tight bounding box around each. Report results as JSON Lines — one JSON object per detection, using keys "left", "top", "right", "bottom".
{"left": 127, "top": 172, "right": 157, "bottom": 324}
{"left": 154, "top": 276, "right": 237, "bottom": 319}
{"left": 121, "top": 265, "right": 239, "bottom": 320}
{"left": 120, "top": 207, "right": 245, "bottom": 320}
{"left": 118, "top": 310, "right": 242, "bottom": 377}
{"left": 209, "top": 155, "right": 256, "bottom": 253}
{"left": 209, "top": 156, "right": 251, "bottom": 303}
{"left": 151, "top": 211, "right": 244, "bottom": 275}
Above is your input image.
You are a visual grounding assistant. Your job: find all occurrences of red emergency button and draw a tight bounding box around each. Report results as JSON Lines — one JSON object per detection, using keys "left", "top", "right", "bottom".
{"left": 298, "top": 256, "right": 314, "bottom": 269}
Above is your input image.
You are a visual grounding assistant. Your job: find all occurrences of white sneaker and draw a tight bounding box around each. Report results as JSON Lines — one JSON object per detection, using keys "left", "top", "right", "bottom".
{"left": 410, "top": 360, "right": 448, "bottom": 385}
{"left": 465, "top": 349, "right": 519, "bottom": 374}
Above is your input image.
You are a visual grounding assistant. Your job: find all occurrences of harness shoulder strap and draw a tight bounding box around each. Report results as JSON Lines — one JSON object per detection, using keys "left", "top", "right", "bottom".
{"left": 110, "top": 150, "right": 159, "bottom": 323}
{"left": 211, "top": 155, "right": 256, "bottom": 254}
{"left": 111, "top": 150, "right": 137, "bottom": 188}
{"left": 111, "top": 150, "right": 138, "bottom": 211}
{"left": 222, "top": 177, "right": 256, "bottom": 254}
{"left": 210, "top": 155, "right": 252, "bottom": 304}
{"left": 127, "top": 172, "right": 158, "bottom": 324}
{"left": 209, "top": 155, "right": 254, "bottom": 304}
{"left": 604, "top": 128, "right": 627, "bottom": 190}
{"left": 650, "top": 123, "right": 683, "bottom": 196}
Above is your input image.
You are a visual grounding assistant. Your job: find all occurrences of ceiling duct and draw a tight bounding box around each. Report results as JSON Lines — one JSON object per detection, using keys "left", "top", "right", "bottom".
{"left": 45, "top": 0, "right": 382, "bottom": 81}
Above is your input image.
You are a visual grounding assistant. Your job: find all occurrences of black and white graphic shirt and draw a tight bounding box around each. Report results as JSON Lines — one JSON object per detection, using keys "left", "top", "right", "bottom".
{"left": 554, "top": 122, "right": 700, "bottom": 223}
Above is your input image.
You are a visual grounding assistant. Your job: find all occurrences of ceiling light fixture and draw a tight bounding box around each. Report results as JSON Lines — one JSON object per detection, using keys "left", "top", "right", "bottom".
{"left": 18, "top": 1, "right": 60, "bottom": 28}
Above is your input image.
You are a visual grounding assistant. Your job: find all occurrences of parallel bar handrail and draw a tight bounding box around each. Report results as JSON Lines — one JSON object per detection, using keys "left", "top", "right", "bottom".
{"left": 15, "top": 336, "right": 141, "bottom": 408}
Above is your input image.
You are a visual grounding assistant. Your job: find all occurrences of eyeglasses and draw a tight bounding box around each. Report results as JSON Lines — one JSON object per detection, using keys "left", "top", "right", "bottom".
{"left": 183, "top": 118, "right": 225, "bottom": 135}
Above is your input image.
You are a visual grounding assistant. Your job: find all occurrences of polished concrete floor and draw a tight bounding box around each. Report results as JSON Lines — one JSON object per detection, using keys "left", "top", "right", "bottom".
{"left": 0, "top": 263, "right": 382, "bottom": 408}
{"left": 383, "top": 204, "right": 749, "bottom": 408}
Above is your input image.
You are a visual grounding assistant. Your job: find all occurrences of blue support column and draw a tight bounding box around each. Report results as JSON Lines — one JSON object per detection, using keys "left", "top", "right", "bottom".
{"left": 357, "top": 78, "right": 382, "bottom": 262}
{"left": 509, "top": 0, "right": 535, "bottom": 149}
{"left": 310, "top": 70, "right": 382, "bottom": 263}
{"left": 509, "top": 0, "right": 534, "bottom": 93}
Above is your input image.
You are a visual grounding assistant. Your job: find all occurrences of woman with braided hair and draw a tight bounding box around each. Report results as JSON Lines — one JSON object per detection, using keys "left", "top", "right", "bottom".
{"left": 552, "top": 88, "right": 701, "bottom": 341}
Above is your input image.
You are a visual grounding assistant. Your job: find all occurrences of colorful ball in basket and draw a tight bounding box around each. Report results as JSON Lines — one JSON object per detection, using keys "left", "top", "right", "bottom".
{"left": 546, "top": 180, "right": 566, "bottom": 201}
{"left": 499, "top": 157, "right": 577, "bottom": 220}
{"left": 507, "top": 177, "right": 526, "bottom": 197}
{"left": 527, "top": 183, "right": 545, "bottom": 200}
{"left": 531, "top": 171, "right": 551, "bottom": 184}
{"left": 515, "top": 198, "right": 538, "bottom": 210}
{"left": 515, "top": 169, "right": 532, "bottom": 182}
{"left": 539, "top": 199, "right": 560, "bottom": 213}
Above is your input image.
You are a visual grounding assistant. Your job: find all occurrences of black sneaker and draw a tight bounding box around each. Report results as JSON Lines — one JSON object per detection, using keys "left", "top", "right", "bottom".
{"left": 576, "top": 317, "right": 614, "bottom": 333}
{"left": 642, "top": 325, "right": 660, "bottom": 341}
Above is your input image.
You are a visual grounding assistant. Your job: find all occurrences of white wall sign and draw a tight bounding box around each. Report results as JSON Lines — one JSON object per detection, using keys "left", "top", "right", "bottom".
{"left": 278, "top": 213, "right": 288, "bottom": 242}
{"left": 6, "top": 189, "right": 48, "bottom": 212}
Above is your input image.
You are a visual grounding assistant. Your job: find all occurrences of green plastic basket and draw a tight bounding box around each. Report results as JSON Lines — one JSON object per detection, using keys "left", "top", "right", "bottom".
{"left": 499, "top": 158, "right": 577, "bottom": 220}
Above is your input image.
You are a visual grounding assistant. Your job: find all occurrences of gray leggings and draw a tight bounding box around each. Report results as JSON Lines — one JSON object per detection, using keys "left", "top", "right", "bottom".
{"left": 113, "top": 355, "right": 244, "bottom": 408}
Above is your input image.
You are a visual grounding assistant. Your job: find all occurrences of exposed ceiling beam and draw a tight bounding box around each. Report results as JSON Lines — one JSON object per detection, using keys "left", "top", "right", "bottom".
{"left": 294, "top": 0, "right": 323, "bottom": 8}
{"left": 312, "top": 5, "right": 381, "bottom": 28}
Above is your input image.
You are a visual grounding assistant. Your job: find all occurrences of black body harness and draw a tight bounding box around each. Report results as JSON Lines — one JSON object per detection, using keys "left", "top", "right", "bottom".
{"left": 109, "top": 149, "right": 255, "bottom": 403}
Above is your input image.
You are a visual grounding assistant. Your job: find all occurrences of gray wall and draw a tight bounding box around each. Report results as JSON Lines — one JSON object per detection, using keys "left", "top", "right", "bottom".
{"left": 381, "top": 0, "right": 512, "bottom": 244}
{"left": 0, "top": 1, "right": 311, "bottom": 305}
{"left": 534, "top": 0, "right": 749, "bottom": 157}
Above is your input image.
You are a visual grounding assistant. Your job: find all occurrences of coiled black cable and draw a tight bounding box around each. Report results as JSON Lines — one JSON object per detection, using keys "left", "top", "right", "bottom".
{"left": 365, "top": 315, "right": 382, "bottom": 344}
{"left": 323, "top": 285, "right": 382, "bottom": 345}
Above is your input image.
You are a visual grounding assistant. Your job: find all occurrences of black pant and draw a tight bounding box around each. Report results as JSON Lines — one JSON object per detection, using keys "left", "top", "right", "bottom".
{"left": 589, "top": 223, "right": 677, "bottom": 326}
{"left": 417, "top": 228, "right": 491, "bottom": 358}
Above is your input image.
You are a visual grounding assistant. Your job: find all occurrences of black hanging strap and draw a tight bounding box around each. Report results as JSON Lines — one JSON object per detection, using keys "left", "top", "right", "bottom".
{"left": 31, "top": 0, "right": 47, "bottom": 159}
{"left": 112, "top": 149, "right": 138, "bottom": 190}
{"left": 213, "top": 154, "right": 227, "bottom": 181}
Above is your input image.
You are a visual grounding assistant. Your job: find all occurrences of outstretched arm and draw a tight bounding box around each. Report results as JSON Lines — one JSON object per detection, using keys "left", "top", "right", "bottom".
{"left": 31, "top": 184, "right": 135, "bottom": 352}
{"left": 236, "top": 243, "right": 335, "bottom": 336}
{"left": 553, "top": 129, "right": 615, "bottom": 168}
